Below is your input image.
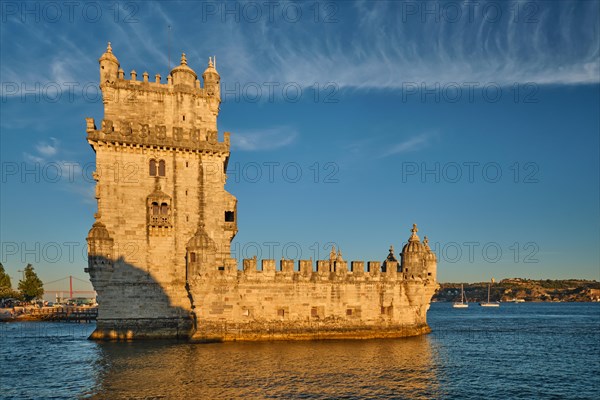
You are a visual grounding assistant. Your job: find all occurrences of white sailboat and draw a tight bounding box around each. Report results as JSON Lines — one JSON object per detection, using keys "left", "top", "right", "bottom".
{"left": 453, "top": 284, "right": 469, "bottom": 308}
{"left": 479, "top": 278, "right": 500, "bottom": 307}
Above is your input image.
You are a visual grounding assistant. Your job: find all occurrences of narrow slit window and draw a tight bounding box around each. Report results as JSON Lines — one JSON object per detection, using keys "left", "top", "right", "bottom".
{"left": 149, "top": 159, "right": 157, "bottom": 176}
{"left": 158, "top": 160, "right": 166, "bottom": 176}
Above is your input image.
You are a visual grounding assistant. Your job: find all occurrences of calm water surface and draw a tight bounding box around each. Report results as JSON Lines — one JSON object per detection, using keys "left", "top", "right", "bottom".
{"left": 1, "top": 303, "right": 599, "bottom": 399}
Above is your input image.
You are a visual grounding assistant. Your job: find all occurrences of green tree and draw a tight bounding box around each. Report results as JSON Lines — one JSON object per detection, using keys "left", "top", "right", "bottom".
{"left": 0, "top": 263, "right": 12, "bottom": 289}
{"left": 18, "top": 264, "right": 44, "bottom": 302}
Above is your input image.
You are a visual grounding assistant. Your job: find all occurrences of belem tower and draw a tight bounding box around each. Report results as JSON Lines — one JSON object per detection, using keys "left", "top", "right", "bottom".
{"left": 85, "top": 43, "right": 438, "bottom": 341}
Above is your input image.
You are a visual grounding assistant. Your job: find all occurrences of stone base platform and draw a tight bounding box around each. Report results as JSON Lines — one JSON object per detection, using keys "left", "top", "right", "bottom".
{"left": 89, "top": 317, "right": 194, "bottom": 340}
{"left": 190, "top": 321, "right": 431, "bottom": 343}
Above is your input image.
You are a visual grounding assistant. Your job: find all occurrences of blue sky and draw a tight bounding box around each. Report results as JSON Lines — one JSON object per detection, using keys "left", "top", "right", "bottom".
{"left": 1, "top": 0, "right": 599, "bottom": 292}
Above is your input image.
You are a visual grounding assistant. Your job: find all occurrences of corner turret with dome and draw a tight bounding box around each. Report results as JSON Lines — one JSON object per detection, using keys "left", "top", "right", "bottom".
{"left": 98, "top": 42, "right": 119, "bottom": 84}
{"left": 170, "top": 53, "right": 198, "bottom": 87}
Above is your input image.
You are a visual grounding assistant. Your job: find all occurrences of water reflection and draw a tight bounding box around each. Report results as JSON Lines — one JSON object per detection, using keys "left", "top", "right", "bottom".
{"left": 89, "top": 337, "right": 441, "bottom": 399}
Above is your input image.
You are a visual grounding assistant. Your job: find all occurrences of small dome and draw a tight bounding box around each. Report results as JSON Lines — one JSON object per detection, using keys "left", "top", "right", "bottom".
{"left": 87, "top": 220, "right": 111, "bottom": 240}
{"left": 99, "top": 42, "right": 119, "bottom": 64}
{"left": 401, "top": 224, "right": 425, "bottom": 254}
{"left": 186, "top": 224, "right": 217, "bottom": 252}
{"left": 170, "top": 53, "right": 197, "bottom": 79}
{"left": 202, "top": 56, "right": 219, "bottom": 78}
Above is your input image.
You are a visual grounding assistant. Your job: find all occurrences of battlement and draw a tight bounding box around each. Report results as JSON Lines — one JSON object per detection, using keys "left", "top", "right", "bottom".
{"left": 97, "top": 43, "right": 221, "bottom": 143}
{"left": 85, "top": 117, "right": 230, "bottom": 153}
{"left": 107, "top": 68, "right": 209, "bottom": 95}
{"left": 218, "top": 257, "right": 432, "bottom": 283}
{"left": 188, "top": 258, "right": 435, "bottom": 284}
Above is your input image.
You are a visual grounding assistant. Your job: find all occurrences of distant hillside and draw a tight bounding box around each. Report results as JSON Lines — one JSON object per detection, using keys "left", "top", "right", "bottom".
{"left": 434, "top": 278, "right": 600, "bottom": 303}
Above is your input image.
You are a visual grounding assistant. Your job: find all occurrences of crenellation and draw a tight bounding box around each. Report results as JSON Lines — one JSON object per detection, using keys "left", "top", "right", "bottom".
{"left": 367, "top": 261, "right": 381, "bottom": 274}
{"left": 86, "top": 44, "right": 437, "bottom": 342}
{"left": 281, "top": 259, "right": 295, "bottom": 274}
{"left": 351, "top": 261, "right": 365, "bottom": 275}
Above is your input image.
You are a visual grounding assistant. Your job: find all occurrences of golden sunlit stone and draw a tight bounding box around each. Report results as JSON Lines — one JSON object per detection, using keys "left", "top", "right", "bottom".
{"left": 85, "top": 44, "right": 438, "bottom": 341}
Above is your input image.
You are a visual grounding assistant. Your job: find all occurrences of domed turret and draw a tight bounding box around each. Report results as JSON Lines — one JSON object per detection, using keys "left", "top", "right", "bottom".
{"left": 170, "top": 53, "right": 197, "bottom": 87}
{"left": 99, "top": 42, "right": 119, "bottom": 84}
{"left": 87, "top": 220, "right": 111, "bottom": 240}
{"left": 186, "top": 223, "right": 218, "bottom": 277}
{"left": 202, "top": 56, "right": 220, "bottom": 100}
{"left": 401, "top": 224, "right": 425, "bottom": 254}
{"left": 400, "top": 224, "right": 426, "bottom": 278}
{"left": 86, "top": 214, "right": 114, "bottom": 264}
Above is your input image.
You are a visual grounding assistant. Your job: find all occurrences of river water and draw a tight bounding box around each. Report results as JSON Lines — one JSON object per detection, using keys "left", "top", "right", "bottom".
{"left": 1, "top": 303, "right": 599, "bottom": 399}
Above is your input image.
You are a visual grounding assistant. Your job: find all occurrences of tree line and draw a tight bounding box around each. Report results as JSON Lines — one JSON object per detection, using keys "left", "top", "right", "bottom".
{"left": 0, "top": 262, "right": 44, "bottom": 302}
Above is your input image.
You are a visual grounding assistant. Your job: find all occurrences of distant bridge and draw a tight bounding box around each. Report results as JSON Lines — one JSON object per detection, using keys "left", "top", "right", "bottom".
{"left": 42, "top": 275, "right": 96, "bottom": 300}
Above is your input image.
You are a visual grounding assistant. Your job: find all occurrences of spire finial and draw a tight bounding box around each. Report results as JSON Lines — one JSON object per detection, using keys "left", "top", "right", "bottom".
{"left": 208, "top": 56, "right": 214, "bottom": 68}
{"left": 181, "top": 53, "right": 187, "bottom": 65}
{"left": 424, "top": 236, "right": 428, "bottom": 245}
{"left": 106, "top": 42, "right": 112, "bottom": 53}
{"left": 390, "top": 245, "right": 394, "bottom": 253}
{"left": 409, "top": 223, "right": 420, "bottom": 242}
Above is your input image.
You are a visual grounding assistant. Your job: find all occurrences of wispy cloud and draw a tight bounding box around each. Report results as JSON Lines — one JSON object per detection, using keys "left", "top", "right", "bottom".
{"left": 208, "top": 0, "right": 599, "bottom": 88}
{"left": 35, "top": 137, "right": 59, "bottom": 157}
{"left": 1, "top": 0, "right": 597, "bottom": 101}
{"left": 380, "top": 133, "right": 432, "bottom": 158}
{"left": 230, "top": 126, "right": 298, "bottom": 151}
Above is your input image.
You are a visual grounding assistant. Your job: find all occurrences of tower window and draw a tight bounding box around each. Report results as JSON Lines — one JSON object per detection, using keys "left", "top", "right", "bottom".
{"left": 182, "top": 115, "right": 185, "bottom": 121}
{"left": 152, "top": 202, "right": 159, "bottom": 215}
{"left": 190, "top": 252, "right": 196, "bottom": 262}
{"left": 225, "top": 211, "right": 235, "bottom": 222}
{"left": 160, "top": 203, "right": 169, "bottom": 215}
{"left": 150, "top": 159, "right": 166, "bottom": 176}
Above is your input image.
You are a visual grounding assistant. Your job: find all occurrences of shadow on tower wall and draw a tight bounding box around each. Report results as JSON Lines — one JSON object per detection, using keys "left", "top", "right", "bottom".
{"left": 87, "top": 256, "right": 194, "bottom": 340}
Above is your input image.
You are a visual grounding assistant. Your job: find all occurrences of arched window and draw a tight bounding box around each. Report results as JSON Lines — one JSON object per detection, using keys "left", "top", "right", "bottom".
{"left": 152, "top": 202, "right": 159, "bottom": 215}
{"left": 149, "top": 159, "right": 157, "bottom": 176}
{"left": 160, "top": 203, "right": 169, "bottom": 215}
{"left": 158, "top": 160, "right": 166, "bottom": 176}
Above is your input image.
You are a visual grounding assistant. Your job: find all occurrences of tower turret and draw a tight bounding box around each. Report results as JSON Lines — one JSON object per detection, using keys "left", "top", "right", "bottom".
{"left": 170, "top": 53, "right": 197, "bottom": 87}
{"left": 423, "top": 236, "right": 437, "bottom": 281}
{"left": 202, "top": 56, "right": 221, "bottom": 103}
{"left": 382, "top": 245, "right": 399, "bottom": 273}
{"left": 98, "top": 42, "right": 119, "bottom": 84}
{"left": 86, "top": 214, "right": 114, "bottom": 267}
{"left": 400, "top": 224, "right": 426, "bottom": 278}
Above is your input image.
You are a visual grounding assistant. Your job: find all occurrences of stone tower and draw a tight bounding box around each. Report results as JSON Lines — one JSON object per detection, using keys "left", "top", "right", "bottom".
{"left": 85, "top": 43, "right": 237, "bottom": 339}
{"left": 85, "top": 44, "right": 438, "bottom": 341}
